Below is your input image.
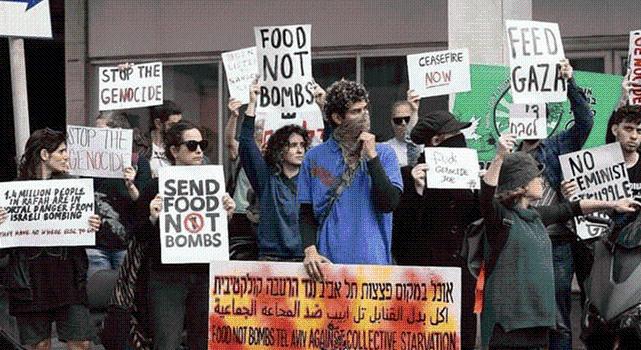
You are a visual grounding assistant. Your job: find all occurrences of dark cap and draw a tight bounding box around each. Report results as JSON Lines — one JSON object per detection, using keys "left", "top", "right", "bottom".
{"left": 497, "top": 152, "right": 545, "bottom": 193}
{"left": 410, "top": 110, "right": 471, "bottom": 145}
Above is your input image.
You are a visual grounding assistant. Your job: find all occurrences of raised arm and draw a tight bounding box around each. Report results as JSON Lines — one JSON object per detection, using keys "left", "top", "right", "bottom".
{"left": 239, "top": 82, "right": 269, "bottom": 195}
{"left": 225, "top": 98, "right": 242, "bottom": 161}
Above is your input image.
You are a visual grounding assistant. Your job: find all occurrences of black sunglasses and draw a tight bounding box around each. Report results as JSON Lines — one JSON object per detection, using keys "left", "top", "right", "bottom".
{"left": 180, "top": 140, "right": 209, "bottom": 152}
{"left": 392, "top": 116, "right": 411, "bottom": 125}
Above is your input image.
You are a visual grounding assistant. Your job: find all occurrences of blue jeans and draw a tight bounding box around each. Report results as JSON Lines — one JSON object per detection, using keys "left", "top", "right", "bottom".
{"left": 550, "top": 240, "right": 574, "bottom": 350}
{"left": 85, "top": 248, "right": 126, "bottom": 280}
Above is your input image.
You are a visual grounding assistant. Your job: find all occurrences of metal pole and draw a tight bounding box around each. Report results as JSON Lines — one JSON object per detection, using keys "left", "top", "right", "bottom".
{"left": 9, "top": 37, "right": 30, "bottom": 162}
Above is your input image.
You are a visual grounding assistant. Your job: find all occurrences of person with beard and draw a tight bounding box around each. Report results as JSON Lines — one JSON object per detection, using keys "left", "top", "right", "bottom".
{"left": 514, "top": 60, "right": 594, "bottom": 350}
{"left": 142, "top": 100, "right": 183, "bottom": 178}
{"left": 407, "top": 110, "right": 480, "bottom": 350}
{"left": 298, "top": 79, "right": 403, "bottom": 280}
{"left": 236, "top": 80, "right": 311, "bottom": 261}
{"left": 135, "top": 120, "right": 235, "bottom": 350}
{"left": 0, "top": 128, "right": 101, "bottom": 350}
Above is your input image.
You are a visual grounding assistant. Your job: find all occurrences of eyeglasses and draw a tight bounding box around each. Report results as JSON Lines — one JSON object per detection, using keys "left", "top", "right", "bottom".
{"left": 392, "top": 116, "right": 411, "bottom": 125}
{"left": 180, "top": 140, "right": 209, "bottom": 152}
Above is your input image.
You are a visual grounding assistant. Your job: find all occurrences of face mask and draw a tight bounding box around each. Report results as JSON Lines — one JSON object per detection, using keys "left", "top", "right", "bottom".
{"left": 438, "top": 133, "right": 467, "bottom": 148}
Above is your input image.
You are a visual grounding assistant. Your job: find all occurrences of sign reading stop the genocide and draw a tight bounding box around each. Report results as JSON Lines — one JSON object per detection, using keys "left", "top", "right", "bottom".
{"left": 99, "top": 62, "right": 163, "bottom": 111}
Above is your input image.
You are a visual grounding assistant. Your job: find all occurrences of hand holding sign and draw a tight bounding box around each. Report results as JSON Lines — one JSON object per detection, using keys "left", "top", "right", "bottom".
{"left": 88, "top": 214, "right": 101, "bottom": 232}
{"left": 149, "top": 195, "right": 162, "bottom": 224}
{"left": 0, "top": 208, "right": 7, "bottom": 225}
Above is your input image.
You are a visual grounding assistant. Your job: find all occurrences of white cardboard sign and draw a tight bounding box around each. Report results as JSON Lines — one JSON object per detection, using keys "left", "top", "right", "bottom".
{"left": 254, "top": 24, "right": 323, "bottom": 146}
{"left": 505, "top": 20, "right": 567, "bottom": 104}
{"left": 222, "top": 46, "right": 259, "bottom": 105}
{"left": 407, "top": 48, "right": 471, "bottom": 98}
{"left": 159, "top": 165, "right": 230, "bottom": 264}
{"left": 560, "top": 143, "right": 631, "bottom": 240}
{"left": 508, "top": 103, "right": 547, "bottom": 139}
{"left": 424, "top": 147, "right": 480, "bottom": 190}
{"left": 67, "top": 125, "right": 133, "bottom": 179}
{"left": 254, "top": 24, "right": 314, "bottom": 118}
{"left": 0, "top": 179, "right": 95, "bottom": 248}
{"left": 629, "top": 30, "right": 641, "bottom": 105}
{"left": 99, "top": 61, "right": 163, "bottom": 111}
{"left": 0, "top": 0, "right": 51, "bottom": 39}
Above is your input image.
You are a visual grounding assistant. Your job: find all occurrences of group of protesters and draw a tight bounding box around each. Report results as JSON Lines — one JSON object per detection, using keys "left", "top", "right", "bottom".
{"left": 0, "top": 58, "right": 641, "bottom": 350}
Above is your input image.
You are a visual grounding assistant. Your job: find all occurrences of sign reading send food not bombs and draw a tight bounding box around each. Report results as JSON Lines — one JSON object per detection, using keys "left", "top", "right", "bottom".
{"left": 159, "top": 165, "right": 229, "bottom": 264}
{"left": 67, "top": 125, "right": 133, "bottom": 178}
{"left": 0, "top": 179, "right": 95, "bottom": 248}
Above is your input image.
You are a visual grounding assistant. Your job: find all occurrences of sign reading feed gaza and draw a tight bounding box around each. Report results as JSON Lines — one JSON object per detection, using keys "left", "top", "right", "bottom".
{"left": 254, "top": 24, "right": 324, "bottom": 145}
{"left": 505, "top": 20, "right": 566, "bottom": 104}
{"left": 209, "top": 261, "right": 461, "bottom": 350}
{"left": 99, "top": 62, "right": 163, "bottom": 111}
{"left": 159, "top": 165, "right": 229, "bottom": 264}
{"left": 0, "top": 179, "right": 95, "bottom": 248}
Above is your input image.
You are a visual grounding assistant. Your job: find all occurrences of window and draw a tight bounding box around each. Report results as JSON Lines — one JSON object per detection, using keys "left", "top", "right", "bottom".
{"left": 568, "top": 57, "right": 605, "bottom": 73}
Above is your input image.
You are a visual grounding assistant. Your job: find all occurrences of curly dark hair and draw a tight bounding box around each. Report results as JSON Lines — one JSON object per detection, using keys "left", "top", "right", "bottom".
{"left": 324, "top": 79, "right": 369, "bottom": 128}
{"left": 264, "top": 124, "right": 310, "bottom": 175}
{"left": 149, "top": 100, "right": 182, "bottom": 132}
{"left": 18, "top": 128, "right": 67, "bottom": 180}
{"left": 163, "top": 120, "right": 201, "bottom": 164}
{"left": 606, "top": 105, "right": 641, "bottom": 143}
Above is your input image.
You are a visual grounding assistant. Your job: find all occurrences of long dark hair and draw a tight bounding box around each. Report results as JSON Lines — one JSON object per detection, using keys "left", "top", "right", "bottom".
{"left": 18, "top": 128, "right": 67, "bottom": 180}
{"left": 163, "top": 120, "right": 201, "bottom": 164}
{"left": 265, "top": 125, "right": 310, "bottom": 175}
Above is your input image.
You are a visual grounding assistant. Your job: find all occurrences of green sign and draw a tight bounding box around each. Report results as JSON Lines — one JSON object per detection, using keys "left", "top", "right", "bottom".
{"left": 453, "top": 64, "right": 623, "bottom": 166}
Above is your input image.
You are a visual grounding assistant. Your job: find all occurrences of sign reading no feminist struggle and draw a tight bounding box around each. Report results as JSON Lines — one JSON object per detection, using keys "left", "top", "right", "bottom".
{"left": 407, "top": 48, "right": 471, "bottom": 98}
{"left": 424, "top": 148, "right": 480, "bottom": 190}
{"left": 0, "top": 179, "right": 95, "bottom": 248}
{"left": 159, "top": 165, "right": 229, "bottom": 264}
{"left": 560, "top": 143, "right": 631, "bottom": 240}
{"left": 508, "top": 103, "right": 547, "bottom": 139}
{"left": 254, "top": 24, "right": 324, "bottom": 145}
{"left": 629, "top": 30, "right": 641, "bottom": 105}
{"left": 209, "top": 261, "right": 461, "bottom": 350}
{"left": 67, "top": 125, "right": 133, "bottom": 179}
{"left": 505, "top": 20, "right": 566, "bottom": 104}
{"left": 99, "top": 62, "right": 163, "bottom": 111}
{"left": 223, "top": 46, "right": 259, "bottom": 105}
{"left": 0, "top": 0, "right": 51, "bottom": 38}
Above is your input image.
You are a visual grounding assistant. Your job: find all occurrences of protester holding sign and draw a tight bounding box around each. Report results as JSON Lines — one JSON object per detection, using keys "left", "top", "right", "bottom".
{"left": 298, "top": 79, "right": 402, "bottom": 280}
{"left": 515, "top": 59, "right": 594, "bottom": 350}
{"left": 0, "top": 129, "right": 101, "bottom": 349}
{"left": 86, "top": 111, "right": 152, "bottom": 279}
{"left": 237, "top": 78, "right": 310, "bottom": 261}
{"left": 479, "top": 135, "right": 640, "bottom": 349}
{"left": 134, "top": 120, "right": 235, "bottom": 349}
{"left": 406, "top": 110, "right": 480, "bottom": 350}
{"left": 384, "top": 90, "right": 422, "bottom": 168}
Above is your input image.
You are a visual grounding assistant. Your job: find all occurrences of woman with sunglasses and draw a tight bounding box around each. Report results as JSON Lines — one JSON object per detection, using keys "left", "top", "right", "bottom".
{"left": 0, "top": 128, "right": 101, "bottom": 350}
{"left": 134, "top": 120, "right": 235, "bottom": 350}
